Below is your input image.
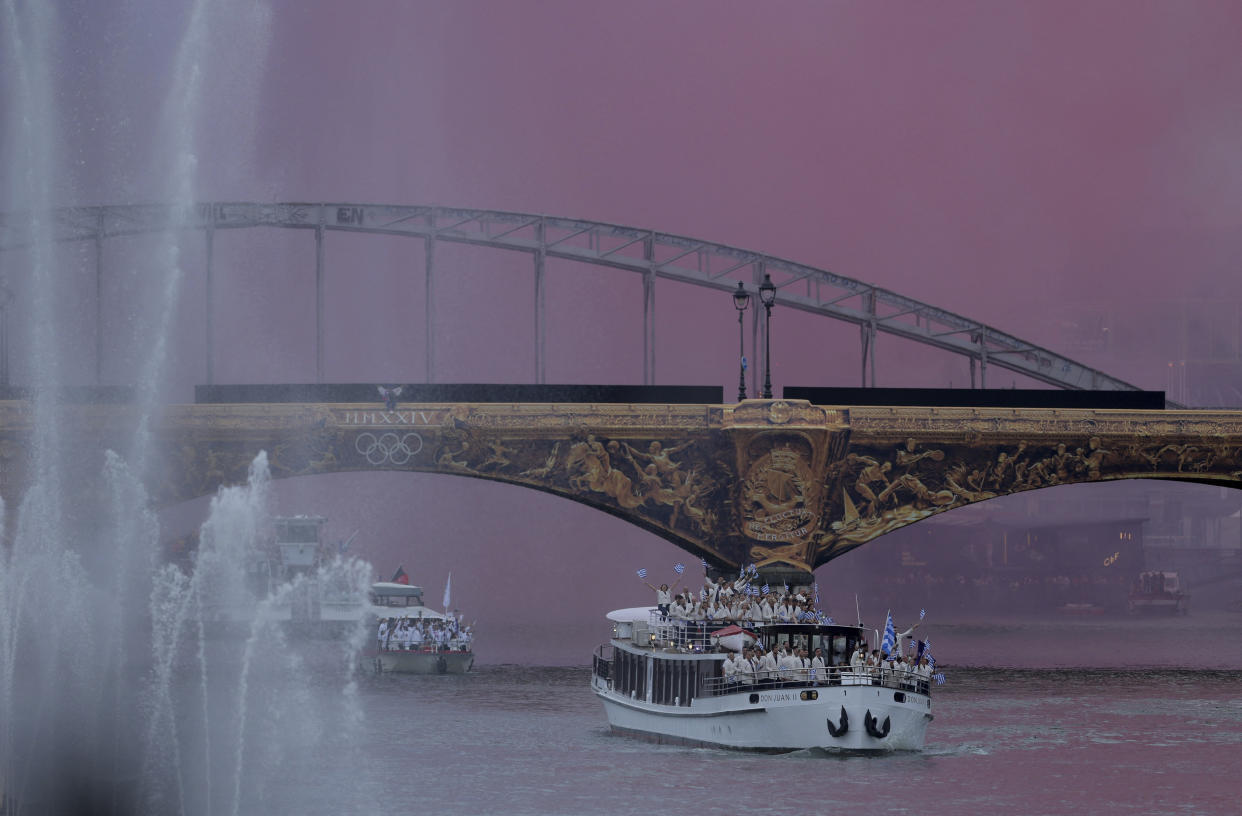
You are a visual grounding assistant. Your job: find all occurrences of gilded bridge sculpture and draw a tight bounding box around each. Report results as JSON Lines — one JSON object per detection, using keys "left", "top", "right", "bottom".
{"left": 3, "top": 398, "right": 1242, "bottom": 581}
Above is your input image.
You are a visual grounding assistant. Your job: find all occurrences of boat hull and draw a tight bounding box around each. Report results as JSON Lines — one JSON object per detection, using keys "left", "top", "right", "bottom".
{"left": 364, "top": 650, "right": 474, "bottom": 674}
{"left": 1128, "top": 595, "right": 1188, "bottom": 615}
{"left": 594, "top": 679, "right": 931, "bottom": 752}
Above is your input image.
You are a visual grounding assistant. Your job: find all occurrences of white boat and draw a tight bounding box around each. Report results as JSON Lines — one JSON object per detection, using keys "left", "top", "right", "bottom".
{"left": 591, "top": 607, "right": 933, "bottom": 752}
{"left": 362, "top": 582, "right": 475, "bottom": 674}
{"left": 200, "top": 516, "right": 365, "bottom": 635}
{"left": 1128, "top": 570, "right": 1189, "bottom": 615}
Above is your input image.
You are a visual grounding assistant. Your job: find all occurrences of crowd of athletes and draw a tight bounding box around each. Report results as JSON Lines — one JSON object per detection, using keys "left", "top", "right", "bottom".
{"left": 641, "top": 565, "right": 940, "bottom": 688}
{"left": 376, "top": 614, "right": 473, "bottom": 653}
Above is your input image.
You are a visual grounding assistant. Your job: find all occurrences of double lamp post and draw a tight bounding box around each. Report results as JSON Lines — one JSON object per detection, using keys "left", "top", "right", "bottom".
{"left": 732, "top": 273, "right": 776, "bottom": 401}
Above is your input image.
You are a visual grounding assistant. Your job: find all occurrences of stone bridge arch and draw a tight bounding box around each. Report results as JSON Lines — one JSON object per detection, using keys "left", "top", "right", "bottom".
{"left": 6, "top": 398, "right": 1242, "bottom": 584}
{"left": 145, "top": 400, "right": 1242, "bottom": 581}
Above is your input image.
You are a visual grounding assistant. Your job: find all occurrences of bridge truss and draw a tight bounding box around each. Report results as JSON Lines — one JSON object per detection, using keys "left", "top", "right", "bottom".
{"left": 0, "top": 202, "right": 1148, "bottom": 398}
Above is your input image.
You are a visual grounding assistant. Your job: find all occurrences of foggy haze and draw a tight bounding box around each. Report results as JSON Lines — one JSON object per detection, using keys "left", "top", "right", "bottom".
{"left": 5, "top": 0, "right": 1242, "bottom": 668}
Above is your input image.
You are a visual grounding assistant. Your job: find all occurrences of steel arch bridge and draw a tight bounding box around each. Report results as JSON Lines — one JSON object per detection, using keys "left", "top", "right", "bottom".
{"left": 0, "top": 202, "right": 1150, "bottom": 399}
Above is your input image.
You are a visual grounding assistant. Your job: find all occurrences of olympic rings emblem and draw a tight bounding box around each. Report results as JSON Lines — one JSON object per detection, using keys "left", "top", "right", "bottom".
{"left": 355, "top": 432, "right": 423, "bottom": 465}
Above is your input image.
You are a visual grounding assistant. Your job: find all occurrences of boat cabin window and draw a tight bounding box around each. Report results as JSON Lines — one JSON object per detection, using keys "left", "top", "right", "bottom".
{"left": 651, "top": 657, "right": 709, "bottom": 707}
{"left": 371, "top": 593, "right": 424, "bottom": 607}
{"left": 612, "top": 650, "right": 648, "bottom": 700}
{"left": 762, "top": 627, "right": 863, "bottom": 667}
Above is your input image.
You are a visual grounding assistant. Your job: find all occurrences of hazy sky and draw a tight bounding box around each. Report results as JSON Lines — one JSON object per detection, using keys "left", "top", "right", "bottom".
{"left": 9, "top": 1, "right": 1242, "bottom": 661}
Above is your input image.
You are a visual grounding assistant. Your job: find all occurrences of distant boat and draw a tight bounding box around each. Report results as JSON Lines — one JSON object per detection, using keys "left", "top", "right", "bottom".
{"left": 361, "top": 581, "right": 475, "bottom": 674}
{"left": 199, "top": 516, "right": 366, "bottom": 635}
{"left": 1128, "top": 571, "right": 1189, "bottom": 615}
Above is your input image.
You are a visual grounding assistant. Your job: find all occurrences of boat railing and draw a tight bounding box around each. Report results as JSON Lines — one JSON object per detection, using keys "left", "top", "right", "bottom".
{"left": 700, "top": 665, "right": 930, "bottom": 698}
{"left": 646, "top": 614, "right": 741, "bottom": 652}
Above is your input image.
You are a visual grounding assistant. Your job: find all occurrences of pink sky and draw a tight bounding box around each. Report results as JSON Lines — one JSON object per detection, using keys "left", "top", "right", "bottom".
{"left": 13, "top": 1, "right": 1242, "bottom": 662}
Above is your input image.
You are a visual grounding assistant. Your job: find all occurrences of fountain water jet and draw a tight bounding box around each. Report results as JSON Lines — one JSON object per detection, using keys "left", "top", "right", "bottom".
{"left": 1, "top": 3, "right": 373, "bottom": 814}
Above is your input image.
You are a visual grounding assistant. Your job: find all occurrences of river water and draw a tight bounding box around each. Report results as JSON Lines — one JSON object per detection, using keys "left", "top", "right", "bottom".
{"left": 244, "top": 611, "right": 1241, "bottom": 816}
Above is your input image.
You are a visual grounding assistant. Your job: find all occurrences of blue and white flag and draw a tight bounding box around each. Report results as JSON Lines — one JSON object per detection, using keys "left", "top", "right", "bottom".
{"left": 747, "top": 563, "right": 758, "bottom": 575}
{"left": 674, "top": 562, "right": 685, "bottom": 575}
{"left": 700, "top": 557, "right": 709, "bottom": 569}
{"left": 783, "top": 582, "right": 790, "bottom": 595}
{"left": 636, "top": 568, "right": 648, "bottom": 579}
{"left": 761, "top": 583, "right": 770, "bottom": 596}
{"left": 880, "top": 610, "right": 896, "bottom": 656}
{"left": 813, "top": 582, "right": 820, "bottom": 605}
{"left": 920, "top": 608, "right": 926, "bottom": 620}
{"left": 933, "top": 672, "right": 946, "bottom": 685}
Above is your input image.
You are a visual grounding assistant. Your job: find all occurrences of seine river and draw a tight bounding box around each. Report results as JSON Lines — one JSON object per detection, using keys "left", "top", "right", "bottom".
{"left": 242, "top": 612, "right": 1241, "bottom": 816}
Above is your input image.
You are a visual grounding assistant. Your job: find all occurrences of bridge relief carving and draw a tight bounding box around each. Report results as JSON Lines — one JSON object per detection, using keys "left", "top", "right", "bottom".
{"left": 6, "top": 399, "right": 1242, "bottom": 579}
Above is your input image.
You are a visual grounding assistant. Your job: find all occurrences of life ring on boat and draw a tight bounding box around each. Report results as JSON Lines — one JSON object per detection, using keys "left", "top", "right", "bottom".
{"left": 826, "top": 706, "right": 849, "bottom": 738}
{"left": 436, "top": 655, "right": 448, "bottom": 674}
{"left": 864, "top": 709, "right": 891, "bottom": 739}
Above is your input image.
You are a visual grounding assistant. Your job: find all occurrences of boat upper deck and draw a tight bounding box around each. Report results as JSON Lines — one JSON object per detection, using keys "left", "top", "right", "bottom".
{"left": 596, "top": 608, "right": 934, "bottom": 704}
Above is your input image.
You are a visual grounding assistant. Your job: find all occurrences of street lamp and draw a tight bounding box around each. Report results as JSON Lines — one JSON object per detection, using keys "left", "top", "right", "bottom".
{"left": 759, "top": 272, "right": 776, "bottom": 399}
{"left": 732, "top": 281, "right": 751, "bottom": 401}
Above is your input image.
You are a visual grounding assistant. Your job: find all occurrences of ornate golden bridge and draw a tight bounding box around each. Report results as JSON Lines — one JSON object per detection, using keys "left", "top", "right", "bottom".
{"left": 4, "top": 398, "right": 1239, "bottom": 580}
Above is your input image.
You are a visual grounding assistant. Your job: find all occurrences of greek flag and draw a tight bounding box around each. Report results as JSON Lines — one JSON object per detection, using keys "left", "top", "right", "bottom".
{"left": 920, "top": 608, "right": 926, "bottom": 620}
{"left": 749, "top": 586, "right": 760, "bottom": 596}
{"left": 674, "top": 562, "right": 685, "bottom": 575}
{"left": 700, "top": 557, "right": 708, "bottom": 569}
{"left": 636, "top": 568, "right": 648, "bottom": 579}
{"left": 933, "top": 672, "right": 946, "bottom": 685}
{"left": 880, "top": 610, "right": 896, "bottom": 656}
{"left": 747, "top": 563, "right": 758, "bottom": 575}
{"left": 761, "top": 583, "right": 770, "bottom": 596}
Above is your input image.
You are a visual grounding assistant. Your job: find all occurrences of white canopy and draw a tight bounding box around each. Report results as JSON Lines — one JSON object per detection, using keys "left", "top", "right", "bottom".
{"left": 606, "top": 606, "right": 657, "bottom": 623}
